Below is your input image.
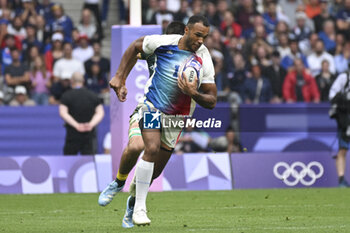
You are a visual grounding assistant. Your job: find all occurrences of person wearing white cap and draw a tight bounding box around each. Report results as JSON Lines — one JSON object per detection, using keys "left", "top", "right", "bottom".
{"left": 45, "top": 32, "right": 64, "bottom": 72}
{"left": 9, "top": 86, "right": 36, "bottom": 106}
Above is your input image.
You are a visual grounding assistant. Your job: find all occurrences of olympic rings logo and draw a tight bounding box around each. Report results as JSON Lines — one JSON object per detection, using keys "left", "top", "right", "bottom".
{"left": 273, "top": 161, "right": 324, "bottom": 186}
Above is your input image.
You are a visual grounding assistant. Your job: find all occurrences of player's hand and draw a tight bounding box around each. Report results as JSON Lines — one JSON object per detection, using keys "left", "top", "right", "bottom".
{"left": 109, "top": 76, "right": 128, "bottom": 102}
{"left": 177, "top": 73, "right": 198, "bottom": 97}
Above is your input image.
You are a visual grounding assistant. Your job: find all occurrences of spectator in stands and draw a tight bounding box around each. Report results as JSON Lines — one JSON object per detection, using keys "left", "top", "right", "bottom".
{"left": 59, "top": 72, "right": 104, "bottom": 155}
{"left": 220, "top": 10, "right": 242, "bottom": 41}
{"left": 276, "top": 33, "right": 291, "bottom": 59}
{"left": 262, "top": 51, "right": 287, "bottom": 103}
{"left": 212, "top": 55, "right": 225, "bottom": 91}
{"left": 243, "top": 24, "right": 273, "bottom": 60}
{"left": 313, "top": 0, "right": 335, "bottom": 33}
{"left": 84, "top": 41, "right": 110, "bottom": 79}
{"left": 253, "top": 44, "right": 271, "bottom": 70}
{"left": 38, "top": 0, "right": 54, "bottom": 23}
{"left": 224, "top": 53, "right": 249, "bottom": 105}
{"left": 206, "top": 126, "right": 243, "bottom": 153}
{"left": 330, "top": 0, "right": 344, "bottom": 18}
{"left": 50, "top": 42, "right": 84, "bottom": 104}
{"left": 4, "top": 48, "right": 30, "bottom": 91}
{"left": 77, "top": 9, "right": 97, "bottom": 41}
{"left": 84, "top": 63, "right": 108, "bottom": 98}
{"left": 7, "top": 16, "right": 26, "bottom": 41}
{"left": 21, "top": 0, "right": 40, "bottom": 23}
{"left": 267, "top": 21, "right": 290, "bottom": 47}
{"left": 210, "top": 0, "right": 227, "bottom": 27}
{"left": 9, "top": 85, "right": 35, "bottom": 106}
{"left": 53, "top": 42, "right": 85, "bottom": 81}
{"left": 279, "top": 0, "right": 303, "bottom": 28}
{"left": 315, "top": 60, "right": 335, "bottom": 102}
{"left": 307, "top": 39, "right": 336, "bottom": 77}
{"left": 334, "top": 43, "right": 350, "bottom": 74}
{"left": 49, "top": 73, "right": 71, "bottom": 105}
{"left": 30, "top": 56, "right": 51, "bottom": 105}
{"left": 222, "top": 126, "right": 243, "bottom": 153}
{"left": 302, "top": 32, "right": 319, "bottom": 56}
{"left": 293, "top": 11, "right": 313, "bottom": 55}
{"left": 49, "top": 3, "right": 74, "bottom": 42}
{"left": 242, "top": 64, "right": 272, "bottom": 104}
{"left": 305, "top": 0, "right": 321, "bottom": 19}
{"left": 1, "top": 34, "right": 18, "bottom": 74}
{"left": 318, "top": 19, "right": 336, "bottom": 54}
{"left": 174, "top": 0, "right": 191, "bottom": 24}
{"left": 25, "top": 45, "right": 40, "bottom": 68}
{"left": 83, "top": 0, "right": 103, "bottom": 40}
{"left": 262, "top": 0, "right": 279, "bottom": 34}
{"left": 35, "top": 15, "right": 50, "bottom": 44}
{"left": 22, "top": 24, "right": 43, "bottom": 61}
{"left": 72, "top": 34, "right": 93, "bottom": 63}
{"left": 143, "top": 0, "right": 158, "bottom": 24}
{"left": 175, "top": 125, "right": 210, "bottom": 154}
{"left": 336, "top": 0, "right": 350, "bottom": 39}
{"left": 151, "top": 0, "right": 174, "bottom": 29}
{"left": 45, "top": 32, "right": 64, "bottom": 72}
{"left": 236, "top": 0, "right": 259, "bottom": 34}
{"left": 0, "top": 15, "right": 10, "bottom": 45}
{"left": 283, "top": 58, "right": 320, "bottom": 103}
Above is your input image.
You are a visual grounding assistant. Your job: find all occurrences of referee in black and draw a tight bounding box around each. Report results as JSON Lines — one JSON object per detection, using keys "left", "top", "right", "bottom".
{"left": 59, "top": 72, "right": 104, "bottom": 155}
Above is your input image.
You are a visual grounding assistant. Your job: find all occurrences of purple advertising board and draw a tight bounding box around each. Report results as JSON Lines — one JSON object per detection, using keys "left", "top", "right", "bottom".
{"left": 110, "top": 25, "right": 161, "bottom": 177}
{"left": 230, "top": 152, "right": 350, "bottom": 189}
{"left": 1, "top": 152, "right": 349, "bottom": 194}
{"left": 239, "top": 103, "right": 338, "bottom": 153}
{"left": 0, "top": 155, "right": 112, "bottom": 194}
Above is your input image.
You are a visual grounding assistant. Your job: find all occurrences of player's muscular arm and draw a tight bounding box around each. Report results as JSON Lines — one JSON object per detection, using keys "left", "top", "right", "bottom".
{"left": 109, "top": 36, "right": 145, "bottom": 102}
{"left": 179, "top": 77, "right": 217, "bottom": 109}
{"left": 192, "top": 83, "right": 217, "bottom": 109}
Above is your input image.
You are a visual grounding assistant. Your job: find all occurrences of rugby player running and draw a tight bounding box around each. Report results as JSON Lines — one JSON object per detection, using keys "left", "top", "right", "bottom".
{"left": 99, "top": 15, "right": 216, "bottom": 226}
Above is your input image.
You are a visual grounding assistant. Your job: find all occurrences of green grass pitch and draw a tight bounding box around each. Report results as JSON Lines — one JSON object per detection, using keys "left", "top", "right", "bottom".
{"left": 1, "top": 189, "right": 350, "bottom": 233}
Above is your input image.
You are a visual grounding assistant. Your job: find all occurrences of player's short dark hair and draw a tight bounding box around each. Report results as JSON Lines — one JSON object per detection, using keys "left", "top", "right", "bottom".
{"left": 165, "top": 21, "right": 185, "bottom": 35}
{"left": 187, "top": 15, "right": 209, "bottom": 28}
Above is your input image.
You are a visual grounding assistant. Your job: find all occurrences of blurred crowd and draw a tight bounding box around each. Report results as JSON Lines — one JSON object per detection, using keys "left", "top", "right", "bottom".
{"left": 142, "top": 0, "right": 350, "bottom": 104}
{"left": 0, "top": 0, "right": 110, "bottom": 106}
{"left": 1, "top": 0, "right": 350, "bottom": 107}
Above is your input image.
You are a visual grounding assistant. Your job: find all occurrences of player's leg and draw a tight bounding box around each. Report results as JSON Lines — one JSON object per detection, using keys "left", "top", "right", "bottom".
{"left": 336, "top": 149, "right": 348, "bottom": 187}
{"left": 98, "top": 122, "right": 144, "bottom": 206}
{"left": 117, "top": 125, "right": 144, "bottom": 186}
{"left": 132, "top": 115, "right": 180, "bottom": 226}
{"left": 336, "top": 131, "right": 349, "bottom": 187}
{"left": 132, "top": 119, "right": 161, "bottom": 226}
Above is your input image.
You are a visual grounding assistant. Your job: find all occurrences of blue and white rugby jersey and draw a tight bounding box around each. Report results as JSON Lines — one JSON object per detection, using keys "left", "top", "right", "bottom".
{"left": 142, "top": 34, "right": 215, "bottom": 116}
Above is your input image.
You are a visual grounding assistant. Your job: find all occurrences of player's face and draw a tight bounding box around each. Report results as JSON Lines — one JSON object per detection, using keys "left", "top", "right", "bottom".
{"left": 184, "top": 23, "right": 209, "bottom": 52}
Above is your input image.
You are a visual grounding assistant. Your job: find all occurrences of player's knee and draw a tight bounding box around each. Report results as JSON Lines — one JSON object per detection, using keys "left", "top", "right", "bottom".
{"left": 144, "top": 144, "right": 160, "bottom": 158}
{"left": 128, "top": 140, "right": 144, "bottom": 154}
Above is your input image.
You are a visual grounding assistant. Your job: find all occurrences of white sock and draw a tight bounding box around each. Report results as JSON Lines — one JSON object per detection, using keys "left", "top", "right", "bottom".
{"left": 134, "top": 158, "right": 154, "bottom": 212}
